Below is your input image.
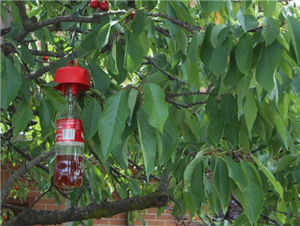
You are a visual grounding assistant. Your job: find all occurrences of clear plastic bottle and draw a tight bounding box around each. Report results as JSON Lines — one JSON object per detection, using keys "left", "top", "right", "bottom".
{"left": 54, "top": 85, "right": 84, "bottom": 188}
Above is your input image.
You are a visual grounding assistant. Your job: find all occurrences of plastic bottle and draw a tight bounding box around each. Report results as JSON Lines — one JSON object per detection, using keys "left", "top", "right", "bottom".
{"left": 54, "top": 85, "right": 84, "bottom": 188}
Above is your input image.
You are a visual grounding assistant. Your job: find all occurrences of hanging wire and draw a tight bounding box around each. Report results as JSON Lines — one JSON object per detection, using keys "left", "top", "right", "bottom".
{"left": 69, "top": 2, "right": 90, "bottom": 62}
{"left": 70, "top": 8, "right": 80, "bottom": 62}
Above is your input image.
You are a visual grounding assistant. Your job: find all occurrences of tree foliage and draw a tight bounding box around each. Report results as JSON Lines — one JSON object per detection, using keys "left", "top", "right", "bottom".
{"left": 1, "top": 0, "right": 300, "bottom": 225}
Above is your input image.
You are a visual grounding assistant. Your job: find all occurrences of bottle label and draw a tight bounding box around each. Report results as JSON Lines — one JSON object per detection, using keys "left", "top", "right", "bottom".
{"left": 56, "top": 119, "right": 84, "bottom": 143}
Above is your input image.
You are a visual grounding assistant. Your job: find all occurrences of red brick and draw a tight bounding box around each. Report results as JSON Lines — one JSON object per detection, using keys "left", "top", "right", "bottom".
{"left": 146, "top": 220, "right": 167, "bottom": 226}
{"left": 33, "top": 204, "right": 46, "bottom": 210}
{"left": 94, "top": 219, "right": 110, "bottom": 224}
{"left": 141, "top": 214, "right": 156, "bottom": 220}
{"left": 111, "top": 214, "right": 119, "bottom": 219}
{"left": 46, "top": 205, "right": 66, "bottom": 210}
{"left": 109, "top": 219, "right": 126, "bottom": 225}
{"left": 157, "top": 214, "right": 174, "bottom": 220}
{"left": 118, "top": 213, "right": 127, "bottom": 219}
{"left": 27, "top": 191, "right": 41, "bottom": 197}
{"left": 37, "top": 198, "right": 56, "bottom": 204}
{"left": 146, "top": 208, "right": 157, "bottom": 214}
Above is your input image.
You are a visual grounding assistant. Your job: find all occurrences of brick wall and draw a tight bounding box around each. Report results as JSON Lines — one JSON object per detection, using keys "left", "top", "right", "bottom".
{"left": 1, "top": 164, "right": 203, "bottom": 226}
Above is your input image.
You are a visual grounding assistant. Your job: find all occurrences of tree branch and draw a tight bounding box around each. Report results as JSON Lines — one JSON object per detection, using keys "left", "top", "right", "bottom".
{"left": 148, "top": 12, "right": 204, "bottom": 34}
{"left": 13, "top": 1, "right": 29, "bottom": 24}
{"left": 4, "top": 174, "right": 169, "bottom": 226}
{"left": 28, "top": 49, "right": 67, "bottom": 58}
{"left": 165, "top": 97, "right": 206, "bottom": 108}
{"left": 143, "top": 56, "right": 187, "bottom": 85}
{"left": 231, "top": 195, "right": 280, "bottom": 226}
{"left": 165, "top": 91, "right": 209, "bottom": 97}
{"left": 11, "top": 145, "right": 49, "bottom": 173}
{"left": 0, "top": 149, "right": 55, "bottom": 205}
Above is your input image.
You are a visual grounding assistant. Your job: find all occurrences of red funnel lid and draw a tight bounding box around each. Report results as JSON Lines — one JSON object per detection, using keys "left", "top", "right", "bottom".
{"left": 54, "top": 61, "right": 91, "bottom": 95}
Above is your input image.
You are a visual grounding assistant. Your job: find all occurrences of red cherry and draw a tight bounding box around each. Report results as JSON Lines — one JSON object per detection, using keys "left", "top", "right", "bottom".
{"left": 99, "top": 0, "right": 109, "bottom": 11}
{"left": 15, "top": 186, "right": 20, "bottom": 191}
{"left": 42, "top": 56, "right": 48, "bottom": 61}
{"left": 90, "top": 0, "right": 101, "bottom": 9}
{"left": 130, "top": 11, "right": 136, "bottom": 20}
{"left": 2, "top": 215, "right": 7, "bottom": 220}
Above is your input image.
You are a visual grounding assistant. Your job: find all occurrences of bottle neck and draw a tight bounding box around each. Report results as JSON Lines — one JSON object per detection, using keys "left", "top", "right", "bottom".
{"left": 61, "top": 86, "right": 81, "bottom": 119}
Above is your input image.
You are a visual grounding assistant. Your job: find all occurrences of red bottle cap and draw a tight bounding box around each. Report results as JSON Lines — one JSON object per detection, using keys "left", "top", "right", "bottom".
{"left": 54, "top": 61, "right": 91, "bottom": 95}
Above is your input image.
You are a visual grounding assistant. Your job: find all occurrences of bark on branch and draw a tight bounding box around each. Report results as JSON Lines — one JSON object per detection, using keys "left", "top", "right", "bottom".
{"left": 4, "top": 172, "right": 169, "bottom": 226}
{"left": 0, "top": 149, "right": 55, "bottom": 205}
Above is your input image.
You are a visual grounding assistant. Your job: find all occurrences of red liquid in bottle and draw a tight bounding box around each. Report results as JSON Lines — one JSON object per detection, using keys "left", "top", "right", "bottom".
{"left": 54, "top": 155, "right": 83, "bottom": 188}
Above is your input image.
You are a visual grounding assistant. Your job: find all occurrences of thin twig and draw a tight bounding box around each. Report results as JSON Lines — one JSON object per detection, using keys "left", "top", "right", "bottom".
{"left": 165, "top": 91, "right": 209, "bottom": 97}
{"left": 263, "top": 206, "right": 287, "bottom": 216}
{"left": 260, "top": 214, "right": 281, "bottom": 226}
{"left": 148, "top": 12, "right": 204, "bottom": 34}
{"left": 1, "top": 204, "right": 25, "bottom": 210}
{"left": 128, "top": 159, "right": 161, "bottom": 182}
{"left": 143, "top": 56, "right": 187, "bottom": 85}
{"left": 165, "top": 97, "right": 206, "bottom": 108}
{"left": 31, "top": 179, "right": 53, "bottom": 208}
{"left": 232, "top": 195, "right": 281, "bottom": 226}
{"left": 169, "top": 196, "right": 187, "bottom": 226}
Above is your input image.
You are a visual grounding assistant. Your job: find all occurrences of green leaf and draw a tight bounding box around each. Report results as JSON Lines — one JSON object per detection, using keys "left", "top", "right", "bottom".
{"left": 176, "top": 28, "right": 188, "bottom": 54}
{"left": 286, "top": 16, "right": 300, "bottom": 64}
{"left": 145, "top": 71, "right": 169, "bottom": 88}
{"left": 261, "top": 0, "right": 277, "bottom": 18}
{"left": 191, "top": 161, "right": 205, "bottom": 202}
{"left": 99, "top": 92, "right": 129, "bottom": 160}
{"left": 293, "top": 164, "right": 300, "bottom": 186}
{"left": 252, "top": 156, "right": 283, "bottom": 198}
{"left": 137, "top": 107, "right": 156, "bottom": 179}
{"left": 224, "top": 116, "right": 241, "bottom": 146}
{"left": 244, "top": 90, "right": 257, "bottom": 135}
{"left": 78, "top": 31, "right": 97, "bottom": 57}
{"left": 237, "top": 10, "right": 259, "bottom": 32}
{"left": 82, "top": 99, "right": 102, "bottom": 139}
{"left": 242, "top": 0, "right": 253, "bottom": 9}
{"left": 236, "top": 34, "right": 253, "bottom": 74}
{"left": 95, "top": 23, "right": 111, "bottom": 50}
{"left": 142, "top": 1, "right": 157, "bottom": 11}
{"left": 226, "top": 157, "right": 248, "bottom": 188}
{"left": 132, "top": 9, "right": 148, "bottom": 36}
{"left": 111, "top": 139, "right": 129, "bottom": 170}
{"left": 183, "top": 150, "right": 205, "bottom": 190}
{"left": 200, "top": 0, "right": 224, "bottom": 13}
{"left": 160, "top": 116, "right": 179, "bottom": 165}
{"left": 39, "top": 100, "right": 55, "bottom": 140}
{"left": 42, "top": 87, "right": 66, "bottom": 112}
{"left": 210, "top": 39, "right": 231, "bottom": 76}
{"left": 185, "top": 112, "right": 201, "bottom": 139}
{"left": 262, "top": 17, "right": 279, "bottom": 46}
{"left": 200, "top": 24, "right": 214, "bottom": 68}
{"left": 12, "top": 101, "right": 33, "bottom": 138}
{"left": 128, "top": 88, "right": 139, "bottom": 124}
{"left": 20, "top": 45, "right": 35, "bottom": 66}
{"left": 113, "top": 42, "right": 128, "bottom": 84}
{"left": 273, "top": 113, "right": 287, "bottom": 146}
{"left": 290, "top": 74, "right": 300, "bottom": 94}
{"left": 213, "top": 158, "right": 231, "bottom": 212}
{"left": 207, "top": 112, "right": 225, "bottom": 145}
{"left": 211, "top": 24, "right": 231, "bottom": 48}
{"left": 234, "top": 213, "right": 250, "bottom": 226}
{"left": 274, "top": 155, "right": 297, "bottom": 173}
{"left": 240, "top": 162, "right": 264, "bottom": 224}
{"left": 1, "top": 58, "right": 22, "bottom": 110}
{"left": 89, "top": 64, "right": 110, "bottom": 94}
{"left": 124, "top": 32, "right": 143, "bottom": 73}
{"left": 143, "top": 83, "right": 169, "bottom": 132}
{"left": 220, "top": 93, "right": 236, "bottom": 123}
{"left": 256, "top": 41, "right": 282, "bottom": 92}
